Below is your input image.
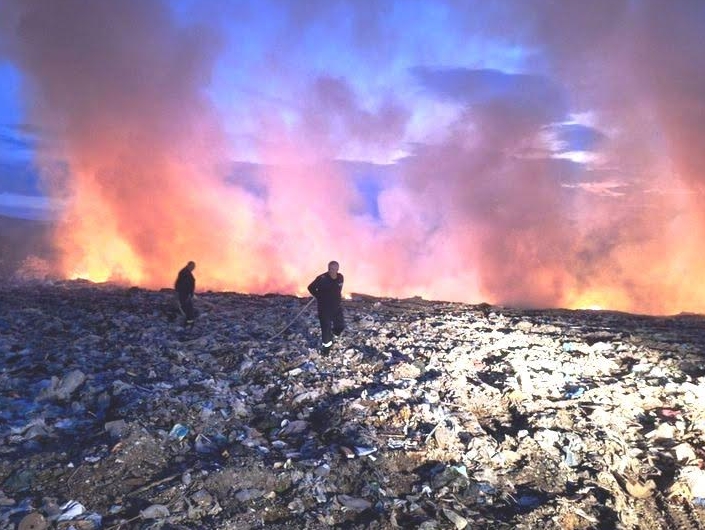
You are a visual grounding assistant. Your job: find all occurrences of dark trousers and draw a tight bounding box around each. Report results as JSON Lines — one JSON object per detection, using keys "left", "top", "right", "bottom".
{"left": 319, "top": 307, "right": 345, "bottom": 345}
{"left": 179, "top": 294, "right": 195, "bottom": 321}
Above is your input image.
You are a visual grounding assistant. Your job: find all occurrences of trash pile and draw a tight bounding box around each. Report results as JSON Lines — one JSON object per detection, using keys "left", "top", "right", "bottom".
{"left": 1, "top": 281, "right": 705, "bottom": 529}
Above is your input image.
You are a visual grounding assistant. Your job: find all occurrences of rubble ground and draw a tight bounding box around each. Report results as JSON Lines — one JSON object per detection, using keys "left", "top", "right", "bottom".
{"left": 2, "top": 281, "right": 705, "bottom": 529}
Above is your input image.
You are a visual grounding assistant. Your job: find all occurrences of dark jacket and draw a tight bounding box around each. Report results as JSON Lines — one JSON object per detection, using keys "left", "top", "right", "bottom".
{"left": 175, "top": 267, "right": 195, "bottom": 298}
{"left": 308, "top": 272, "right": 344, "bottom": 313}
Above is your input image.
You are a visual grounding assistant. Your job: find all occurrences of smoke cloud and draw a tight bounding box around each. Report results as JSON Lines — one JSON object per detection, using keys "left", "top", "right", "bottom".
{"left": 1, "top": 0, "right": 704, "bottom": 314}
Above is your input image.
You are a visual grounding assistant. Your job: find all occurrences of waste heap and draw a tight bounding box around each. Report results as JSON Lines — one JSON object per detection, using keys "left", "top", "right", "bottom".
{"left": 1, "top": 281, "right": 705, "bottom": 529}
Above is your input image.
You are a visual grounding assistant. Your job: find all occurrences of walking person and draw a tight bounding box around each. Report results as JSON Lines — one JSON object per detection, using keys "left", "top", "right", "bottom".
{"left": 308, "top": 260, "right": 345, "bottom": 353}
{"left": 175, "top": 261, "right": 196, "bottom": 326}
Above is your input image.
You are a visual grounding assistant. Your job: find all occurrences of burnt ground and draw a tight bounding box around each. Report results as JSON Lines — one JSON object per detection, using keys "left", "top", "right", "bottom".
{"left": 1, "top": 282, "right": 705, "bottom": 529}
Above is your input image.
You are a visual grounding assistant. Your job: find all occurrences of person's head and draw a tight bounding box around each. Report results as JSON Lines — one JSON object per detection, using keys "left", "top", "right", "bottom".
{"left": 187, "top": 261, "right": 196, "bottom": 271}
{"left": 327, "top": 261, "right": 339, "bottom": 277}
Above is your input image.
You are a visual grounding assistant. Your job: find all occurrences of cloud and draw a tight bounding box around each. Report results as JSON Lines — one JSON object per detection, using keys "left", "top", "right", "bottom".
{"left": 413, "top": 67, "right": 566, "bottom": 111}
{"left": 0, "top": 191, "right": 62, "bottom": 220}
{"left": 561, "top": 180, "right": 626, "bottom": 198}
{"left": 0, "top": 122, "right": 45, "bottom": 156}
{"left": 0, "top": 130, "right": 33, "bottom": 151}
{"left": 550, "top": 123, "right": 606, "bottom": 153}
{"left": 0, "top": 160, "right": 42, "bottom": 194}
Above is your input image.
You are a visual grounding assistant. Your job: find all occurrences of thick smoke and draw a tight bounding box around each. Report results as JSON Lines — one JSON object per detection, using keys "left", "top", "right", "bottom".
{"left": 1, "top": 0, "right": 704, "bottom": 313}
{"left": 0, "top": 1, "right": 235, "bottom": 284}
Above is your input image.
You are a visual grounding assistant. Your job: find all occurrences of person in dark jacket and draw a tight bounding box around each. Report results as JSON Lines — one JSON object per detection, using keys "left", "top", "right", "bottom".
{"left": 308, "top": 260, "right": 345, "bottom": 353}
{"left": 175, "top": 261, "right": 196, "bottom": 325}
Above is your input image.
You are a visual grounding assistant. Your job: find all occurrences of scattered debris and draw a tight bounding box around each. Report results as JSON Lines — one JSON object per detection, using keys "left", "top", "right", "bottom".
{"left": 1, "top": 281, "right": 705, "bottom": 528}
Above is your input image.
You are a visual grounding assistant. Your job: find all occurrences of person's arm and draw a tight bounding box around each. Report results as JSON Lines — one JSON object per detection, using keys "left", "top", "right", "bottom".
{"left": 308, "top": 276, "right": 320, "bottom": 297}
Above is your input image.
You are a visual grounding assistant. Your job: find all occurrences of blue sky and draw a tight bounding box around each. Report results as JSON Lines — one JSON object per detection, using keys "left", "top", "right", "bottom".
{"left": 0, "top": 59, "right": 54, "bottom": 218}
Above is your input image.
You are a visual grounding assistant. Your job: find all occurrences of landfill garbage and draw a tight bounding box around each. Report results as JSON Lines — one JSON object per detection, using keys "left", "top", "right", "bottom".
{"left": 38, "top": 370, "right": 86, "bottom": 402}
{"left": 17, "top": 512, "right": 47, "bottom": 530}
{"left": 104, "top": 419, "right": 128, "bottom": 439}
{"left": 354, "top": 445, "right": 378, "bottom": 457}
{"left": 56, "top": 500, "right": 85, "bottom": 521}
{"left": 337, "top": 495, "right": 372, "bottom": 511}
{"left": 168, "top": 423, "right": 190, "bottom": 440}
{"left": 442, "top": 508, "right": 468, "bottom": 529}
{"left": 235, "top": 488, "right": 263, "bottom": 503}
{"left": 139, "top": 504, "right": 170, "bottom": 519}
{"left": 674, "top": 467, "right": 705, "bottom": 499}
{"left": 0, "top": 281, "right": 704, "bottom": 529}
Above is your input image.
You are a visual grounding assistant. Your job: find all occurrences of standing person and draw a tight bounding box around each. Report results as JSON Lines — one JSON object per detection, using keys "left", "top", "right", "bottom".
{"left": 308, "top": 260, "right": 345, "bottom": 353}
{"left": 175, "top": 261, "right": 196, "bottom": 326}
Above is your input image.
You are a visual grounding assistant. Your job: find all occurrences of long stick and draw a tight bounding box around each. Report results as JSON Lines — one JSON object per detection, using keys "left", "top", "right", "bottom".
{"left": 270, "top": 298, "right": 315, "bottom": 339}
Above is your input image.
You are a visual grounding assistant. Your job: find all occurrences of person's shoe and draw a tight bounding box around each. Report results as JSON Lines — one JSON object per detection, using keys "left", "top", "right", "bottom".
{"left": 321, "top": 341, "right": 332, "bottom": 355}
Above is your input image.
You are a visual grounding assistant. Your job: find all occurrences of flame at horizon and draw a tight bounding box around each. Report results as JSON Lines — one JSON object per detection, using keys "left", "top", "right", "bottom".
{"left": 2, "top": 1, "right": 705, "bottom": 315}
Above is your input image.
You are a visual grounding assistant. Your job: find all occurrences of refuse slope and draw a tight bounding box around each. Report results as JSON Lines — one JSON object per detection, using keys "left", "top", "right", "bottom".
{"left": 1, "top": 282, "right": 705, "bottom": 529}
